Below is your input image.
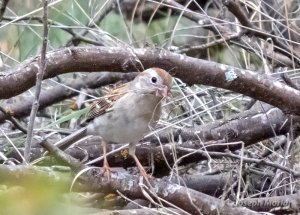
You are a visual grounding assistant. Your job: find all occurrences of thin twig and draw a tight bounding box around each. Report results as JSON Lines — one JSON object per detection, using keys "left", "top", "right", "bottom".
{"left": 281, "top": 73, "right": 300, "bottom": 91}
{"left": 204, "top": 150, "right": 300, "bottom": 177}
{"left": 24, "top": 0, "right": 48, "bottom": 163}
{"left": 177, "top": 31, "right": 245, "bottom": 54}
{"left": 0, "top": 106, "right": 27, "bottom": 134}
{"left": 66, "top": 0, "right": 121, "bottom": 46}
{"left": 2, "top": 16, "right": 104, "bottom": 46}
{"left": 0, "top": 0, "right": 9, "bottom": 21}
{"left": 223, "top": 0, "right": 300, "bottom": 65}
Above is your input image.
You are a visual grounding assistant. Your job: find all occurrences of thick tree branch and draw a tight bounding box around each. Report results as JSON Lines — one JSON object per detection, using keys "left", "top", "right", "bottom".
{"left": 148, "top": 104, "right": 298, "bottom": 147}
{"left": 39, "top": 140, "right": 258, "bottom": 215}
{"left": 238, "top": 193, "right": 300, "bottom": 213}
{"left": 0, "top": 72, "right": 136, "bottom": 123}
{"left": 0, "top": 165, "right": 73, "bottom": 189}
{"left": 6, "top": 104, "right": 298, "bottom": 171}
{"left": 1, "top": 47, "right": 300, "bottom": 115}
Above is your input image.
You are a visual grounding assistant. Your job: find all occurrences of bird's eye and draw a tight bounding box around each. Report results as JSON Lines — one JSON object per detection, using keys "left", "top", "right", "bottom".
{"left": 151, "top": 76, "right": 157, "bottom": 83}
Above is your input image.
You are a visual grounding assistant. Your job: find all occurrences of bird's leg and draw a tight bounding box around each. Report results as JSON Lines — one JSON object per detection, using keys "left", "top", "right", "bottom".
{"left": 101, "top": 140, "right": 112, "bottom": 180}
{"left": 129, "top": 142, "right": 149, "bottom": 178}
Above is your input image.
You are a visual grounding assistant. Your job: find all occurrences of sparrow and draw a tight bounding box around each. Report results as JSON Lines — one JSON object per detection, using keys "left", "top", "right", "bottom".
{"left": 85, "top": 68, "right": 172, "bottom": 178}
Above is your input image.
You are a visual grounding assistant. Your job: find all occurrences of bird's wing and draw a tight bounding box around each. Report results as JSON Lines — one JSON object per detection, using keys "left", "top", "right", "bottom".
{"left": 85, "top": 84, "right": 127, "bottom": 121}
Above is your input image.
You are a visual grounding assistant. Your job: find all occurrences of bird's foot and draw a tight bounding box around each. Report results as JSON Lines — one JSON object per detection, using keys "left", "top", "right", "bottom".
{"left": 138, "top": 166, "right": 152, "bottom": 179}
{"left": 101, "top": 159, "right": 114, "bottom": 180}
{"left": 132, "top": 155, "right": 152, "bottom": 180}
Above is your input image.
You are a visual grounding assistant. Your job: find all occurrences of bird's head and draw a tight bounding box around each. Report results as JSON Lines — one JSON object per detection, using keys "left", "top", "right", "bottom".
{"left": 132, "top": 68, "right": 172, "bottom": 98}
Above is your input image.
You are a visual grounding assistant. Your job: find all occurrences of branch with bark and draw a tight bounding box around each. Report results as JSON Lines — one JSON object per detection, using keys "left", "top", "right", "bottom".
{"left": 38, "top": 139, "right": 259, "bottom": 215}
{"left": 1, "top": 47, "right": 300, "bottom": 116}
{"left": 4, "top": 104, "right": 298, "bottom": 178}
{"left": 0, "top": 72, "right": 136, "bottom": 124}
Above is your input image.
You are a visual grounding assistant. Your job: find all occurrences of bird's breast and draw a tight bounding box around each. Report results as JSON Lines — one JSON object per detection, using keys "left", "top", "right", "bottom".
{"left": 86, "top": 93, "right": 162, "bottom": 143}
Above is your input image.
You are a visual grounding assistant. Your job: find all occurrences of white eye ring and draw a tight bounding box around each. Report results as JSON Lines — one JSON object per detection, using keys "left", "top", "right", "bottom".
{"left": 151, "top": 76, "right": 157, "bottom": 83}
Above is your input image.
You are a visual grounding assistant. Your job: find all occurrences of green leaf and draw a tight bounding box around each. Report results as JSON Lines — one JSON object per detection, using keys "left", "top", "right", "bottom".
{"left": 45, "top": 108, "right": 88, "bottom": 128}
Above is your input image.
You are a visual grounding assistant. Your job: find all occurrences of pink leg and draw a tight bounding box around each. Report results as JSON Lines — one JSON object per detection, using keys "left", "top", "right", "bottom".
{"left": 129, "top": 143, "right": 151, "bottom": 179}
{"left": 132, "top": 154, "right": 149, "bottom": 178}
{"left": 101, "top": 141, "right": 112, "bottom": 180}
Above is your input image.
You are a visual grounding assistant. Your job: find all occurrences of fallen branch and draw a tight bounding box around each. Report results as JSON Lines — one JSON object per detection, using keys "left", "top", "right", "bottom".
{"left": 0, "top": 72, "right": 136, "bottom": 123}
{"left": 39, "top": 138, "right": 258, "bottom": 215}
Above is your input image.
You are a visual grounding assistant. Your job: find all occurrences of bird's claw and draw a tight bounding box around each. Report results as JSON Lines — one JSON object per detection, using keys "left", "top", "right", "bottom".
{"left": 101, "top": 160, "right": 115, "bottom": 181}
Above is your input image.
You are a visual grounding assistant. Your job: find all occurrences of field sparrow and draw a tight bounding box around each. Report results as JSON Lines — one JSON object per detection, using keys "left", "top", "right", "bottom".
{"left": 85, "top": 68, "right": 172, "bottom": 178}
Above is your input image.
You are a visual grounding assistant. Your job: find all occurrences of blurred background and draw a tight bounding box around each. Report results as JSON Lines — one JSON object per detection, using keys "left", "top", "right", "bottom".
{"left": 0, "top": 0, "right": 300, "bottom": 214}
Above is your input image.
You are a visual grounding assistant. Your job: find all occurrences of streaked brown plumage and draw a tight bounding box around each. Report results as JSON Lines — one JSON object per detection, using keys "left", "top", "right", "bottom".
{"left": 85, "top": 68, "right": 172, "bottom": 178}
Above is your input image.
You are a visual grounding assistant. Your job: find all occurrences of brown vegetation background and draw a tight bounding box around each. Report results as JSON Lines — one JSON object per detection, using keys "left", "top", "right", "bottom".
{"left": 0, "top": 0, "right": 300, "bottom": 214}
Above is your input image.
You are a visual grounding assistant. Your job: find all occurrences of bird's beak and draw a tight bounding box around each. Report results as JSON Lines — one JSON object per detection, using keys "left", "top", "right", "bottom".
{"left": 156, "top": 85, "right": 169, "bottom": 98}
